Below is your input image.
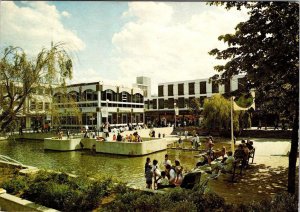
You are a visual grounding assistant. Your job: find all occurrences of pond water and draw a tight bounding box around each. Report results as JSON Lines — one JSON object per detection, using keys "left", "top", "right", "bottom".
{"left": 0, "top": 137, "right": 291, "bottom": 188}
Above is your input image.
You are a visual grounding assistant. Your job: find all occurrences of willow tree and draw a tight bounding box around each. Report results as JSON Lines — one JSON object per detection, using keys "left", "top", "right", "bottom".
{"left": 209, "top": 2, "right": 298, "bottom": 193}
{"left": 202, "top": 94, "right": 239, "bottom": 131}
{"left": 0, "top": 43, "right": 73, "bottom": 132}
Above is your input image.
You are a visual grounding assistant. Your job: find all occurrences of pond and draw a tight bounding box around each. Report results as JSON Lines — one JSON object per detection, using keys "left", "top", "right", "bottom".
{"left": 0, "top": 137, "right": 291, "bottom": 188}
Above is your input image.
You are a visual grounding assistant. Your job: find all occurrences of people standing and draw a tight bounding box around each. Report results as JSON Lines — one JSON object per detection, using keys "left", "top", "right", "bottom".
{"left": 145, "top": 157, "right": 153, "bottom": 189}
{"left": 152, "top": 159, "right": 161, "bottom": 189}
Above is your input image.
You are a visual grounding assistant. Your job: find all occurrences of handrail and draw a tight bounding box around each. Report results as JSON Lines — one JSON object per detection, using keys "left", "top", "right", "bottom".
{"left": 0, "top": 155, "right": 24, "bottom": 167}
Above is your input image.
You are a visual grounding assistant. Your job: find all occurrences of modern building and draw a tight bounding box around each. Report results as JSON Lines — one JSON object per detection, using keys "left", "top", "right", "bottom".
{"left": 132, "top": 76, "right": 151, "bottom": 99}
{"left": 144, "top": 75, "right": 245, "bottom": 126}
{"left": 52, "top": 81, "right": 145, "bottom": 130}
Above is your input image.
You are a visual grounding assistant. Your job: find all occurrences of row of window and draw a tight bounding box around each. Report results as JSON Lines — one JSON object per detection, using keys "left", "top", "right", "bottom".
{"left": 55, "top": 103, "right": 144, "bottom": 109}
{"left": 54, "top": 90, "right": 143, "bottom": 103}
{"left": 30, "top": 102, "right": 50, "bottom": 111}
{"left": 145, "top": 97, "right": 207, "bottom": 110}
{"left": 159, "top": 81, "right": 209, "bottom": 97}
{"left": 158, "top": 79, "right": 245, "bottom": 97}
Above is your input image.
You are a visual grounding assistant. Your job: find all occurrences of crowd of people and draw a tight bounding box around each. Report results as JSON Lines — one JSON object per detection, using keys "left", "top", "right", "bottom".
{"left": 145, "top": 154, "right": 184, "bottom": 190}
{"left": 194, "top": 136, "right": 254, "bottom": 179}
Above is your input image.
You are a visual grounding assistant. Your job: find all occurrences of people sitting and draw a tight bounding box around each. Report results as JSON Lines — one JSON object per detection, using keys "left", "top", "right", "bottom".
{"left": 156, "top": 171, "right": 170, "bottom": 189}
{"left": 174, "top": 160, "right": 183, "bottom": 186}
{"left": 210, "top": 151, "right": 235, "bottom": 178}
{"left": 234, "top": 144, "right": 247, "bottom": 167}
{"left": 246, "top": 139, "right": 254, "bottom": 150}
{"left": 116, "top": 133, "right": 122, "bottom": 142}
{"left": 165, "top": 164, "right": 176, "bottom": 187}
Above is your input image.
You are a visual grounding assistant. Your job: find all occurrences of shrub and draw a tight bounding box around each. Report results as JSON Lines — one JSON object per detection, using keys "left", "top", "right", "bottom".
{"left": 1, "top": 170, "right": 115, "bottom": 211}
{"left": 1, "top": 175, "right": 28, "bottom": 195}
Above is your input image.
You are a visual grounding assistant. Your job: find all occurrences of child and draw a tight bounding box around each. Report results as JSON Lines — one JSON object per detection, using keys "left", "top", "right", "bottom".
{"left": 156, "top": 171, "right": 169, "bottom": 189}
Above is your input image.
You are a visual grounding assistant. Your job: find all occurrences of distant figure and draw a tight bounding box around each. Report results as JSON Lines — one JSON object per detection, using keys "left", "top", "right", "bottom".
{"left": 113, "top": 134, "right": 116, "bottom": 141}
{"left": 117, "top": 133, "right": 122, "bottom": 142}
{"left": 163, "top": 154, "right": 172, "bottom": 168}
{"left": 158, "top": 133, "right": 161, "bottom": 138}
{"left": 246, "top": 140, "right": 254, "bottom": 150}
{"left": 66, "top": 130, "right": 70, "bottom": 138}
{"left": 91, "top": 144, "right": 96, "bottom": 154}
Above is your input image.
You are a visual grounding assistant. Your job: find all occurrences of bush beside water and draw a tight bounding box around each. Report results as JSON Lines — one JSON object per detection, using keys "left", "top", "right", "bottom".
{"left": 1, "top": 171, "right": 298, "bottom": 212}
{"left": 1, "top": 170, "right": 114, "bottom": 211}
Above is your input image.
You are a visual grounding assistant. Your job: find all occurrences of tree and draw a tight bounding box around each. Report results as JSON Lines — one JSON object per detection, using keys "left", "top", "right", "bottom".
{"left": 202, "top": 94, "right": 240, "bottom": 132}
{"left": 188, "top": 98, "right": 202, "bottom": 125}
{"left": 51, "top": 87, "right": 82, "bottom": 128}
{"left": 209, "top": 2, "right": 298, "bottom": 193}
{"left": 0, "top": 43, "right": 73, "bottom": 133}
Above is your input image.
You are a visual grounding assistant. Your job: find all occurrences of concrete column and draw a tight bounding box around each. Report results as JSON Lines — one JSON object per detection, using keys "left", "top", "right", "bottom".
{"left": 97, "top": 84, "right": 102, "bottom": 130}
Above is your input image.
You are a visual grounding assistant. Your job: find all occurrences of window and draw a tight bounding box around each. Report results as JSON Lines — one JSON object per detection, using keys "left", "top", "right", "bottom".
{"left": 189, "top": 83, "right": 195, "bottom": 95}
{"left": 212, "top": 81, "right": 219, "bottom": 93}
{"left": 200, "top": 96, "right": 206, "bottom": 107}
{"left": 168, "top": 98, "right": 174, "bottom": 108}
{"left": 188, "top": 97, "right": 195, "bottom": 108}
{"left": 158, "top": 99, "right": 164, "bottom": 109}
{"left": 224, "top": 79, "right": 231, "bottom": 94}
{"left": 168, "top": 84, "right": 174, "bottom": 96}
{"left": 178, "top": 83, "right": 184, "bottom": 95}
{"left": 164, "top": 100, "right": 168, "bottom": 108}
{"left": 153, "top": 99, "right": 157, "bottom": 109}
{"left": 158, "top": 85, "right": 164, "bottom": 97}
{"left": 200, "top": 81, "right": 206, "bottom": 94}
{"left": 45, "top": 103, "right": 50, "bottom": 110}
{"left": 37, "top": 102, "right": 43, "bottom": 111}
{"left": 178, "top": 97, "right": 185, "bottom": 108}
{"left": 30, "top": 101, "right": 36, "bottom": 110}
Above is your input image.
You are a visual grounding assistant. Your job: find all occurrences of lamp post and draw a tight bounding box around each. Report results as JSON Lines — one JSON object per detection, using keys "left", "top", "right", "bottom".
{"left": 174, "top": 102, "right": 177, "bottom": 128}
{"left": 106, "top": 99, "right": 109, "bottom": 124}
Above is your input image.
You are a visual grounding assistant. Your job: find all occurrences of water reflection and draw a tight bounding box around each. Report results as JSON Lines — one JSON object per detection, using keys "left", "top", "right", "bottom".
{"left": 0, "top": 138, "right": 292, "bottom": 188}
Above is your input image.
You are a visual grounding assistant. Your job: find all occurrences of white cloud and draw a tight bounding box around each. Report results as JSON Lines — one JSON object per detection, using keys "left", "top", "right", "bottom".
{"left": 62, "top": 11, "right": 71, "bottom": 18}
{"left": 70, "top": 68, "right": 132, "bottom": 88}
{"left": 0, "top": 1, "right": 84, "bottom": 56}
{"left": 112, "top": 2, "right": 249, "bottom": 94}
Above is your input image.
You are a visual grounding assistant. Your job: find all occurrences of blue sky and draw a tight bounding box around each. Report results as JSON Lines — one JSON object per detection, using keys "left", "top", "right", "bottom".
{"left": 0, "top": 1, "right": 249, "bottom": 94}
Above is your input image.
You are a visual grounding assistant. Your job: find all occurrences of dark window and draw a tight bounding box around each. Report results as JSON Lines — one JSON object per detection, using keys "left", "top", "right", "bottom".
{"left": 189, "top": 83, "right": 195, "bottom": 95}
{"left": 178, "top": 83, "right": 184, "bottom": 95}
{"left": 238, "top": 78, "right": 247, "bottom": 91}
{"left": 158, "top": 85, "right": 164, "bottom": 97}
{"left": 200, "top": 96, "right": 207, "bottom": 107}
{"left": 188, "top": 97, "right": 195, "bottom": 108}
{"left": 153, "top": 99, "right": 157, "bottom": 109}
{"left": 200, "top": 81, "right": 206, "bottom": 94}
{"left": 224, "top": 79, "right": 231, "bottom": 94}
{"left": 178, "top": 97, "right": 185, "bottom": 108}
{"left": 164, "top": 100, "right": 168, "bottom": 108}
{"left": 212, "top": 81, "right": 219, "bottom": 93}
{"left": 168, "top": 84, "right": 173, "bottom": 96}
{"left": 158, "top": 99, "right": 164, "bottom": 109}
{"left": 168, "top": 98, "right": 174, "bottom": 109}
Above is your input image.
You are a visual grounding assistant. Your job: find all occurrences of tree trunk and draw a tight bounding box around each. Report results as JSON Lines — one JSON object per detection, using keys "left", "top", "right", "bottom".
{"left": 287, "top": 110, "right": 299, "bottom": 193}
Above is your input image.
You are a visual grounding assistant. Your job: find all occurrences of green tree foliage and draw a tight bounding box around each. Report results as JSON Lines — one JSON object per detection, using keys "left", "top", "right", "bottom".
{"left": 51, "top": 87, "right": 82, "bottom": 128}
{"left": 0, "top": 43, "right": 73, "bottom": 132}
{"left": 202, "top": 94, "right": 238, "bottom": 131}
{"left": 209, "top": 2, "right": 298, "bottom": 193}
{"left": 188, "top": 98, "right": 202, "bottom": 120}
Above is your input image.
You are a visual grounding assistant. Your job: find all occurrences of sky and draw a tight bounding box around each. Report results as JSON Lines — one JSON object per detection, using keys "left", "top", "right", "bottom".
{"left": 0, "top": 1, "right": 249, "bottom": 94}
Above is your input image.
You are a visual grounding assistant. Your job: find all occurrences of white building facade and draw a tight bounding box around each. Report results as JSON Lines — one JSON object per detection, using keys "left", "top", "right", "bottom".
{"left": 144, "top": 75, "right": 245, "bottom": 125}
{"left": 52, "top": 81, "right": 144, "bottom": 130}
